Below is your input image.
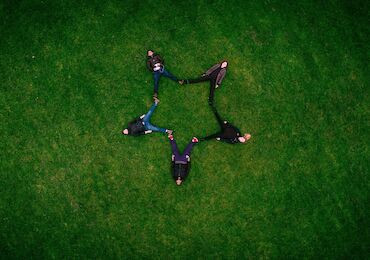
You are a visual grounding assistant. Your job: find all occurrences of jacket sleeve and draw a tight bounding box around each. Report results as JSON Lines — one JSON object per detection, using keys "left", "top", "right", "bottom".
{"left": 205, "top": 63, "right": 221, "bottom": 76}
{"left": 216, "top": 68, "right": 227, "bottom": 85}
{"left": 222, "top": 137, "right": 239, "bottom": 144}
{"left": 158, "top": 55, "right": 163, "bottom": 64}
{"left": 146, "top": 60, "right": 152, "bottom": 71}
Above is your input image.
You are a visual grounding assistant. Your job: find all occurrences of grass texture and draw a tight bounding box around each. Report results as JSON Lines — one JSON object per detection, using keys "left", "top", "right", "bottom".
{"left": 1, "top": 0, "right": 369, "bottom": 258}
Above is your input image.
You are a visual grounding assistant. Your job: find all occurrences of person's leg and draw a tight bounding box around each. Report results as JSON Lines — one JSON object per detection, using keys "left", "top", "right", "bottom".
{"left": 144, "top": 122, "right": 167, "bottom": 133}
{"left": 186, "top": 75, "right": 210, "bottom": 84}
{"left": 208, "top": 78, "right": 217, "bottom": 104}
{"left": 183, "top": 141, "right": 196, "bottom": 156}
{"left": 161, "top": 68, "right": 178, "bottom": 82}
{"left": 143, "top": 102, "right": 157, "bottom": 123}
{"left": 170, "top": 139, "right": 181, "bottom": 158}
{"left": 211, "top": 105, "right": 224, "bottom": 128}
{"left": 153, "top": 72, "right": 161, "bottom": 95}
{"left": 199, "top": 132, "right": 221, "bottom": 141}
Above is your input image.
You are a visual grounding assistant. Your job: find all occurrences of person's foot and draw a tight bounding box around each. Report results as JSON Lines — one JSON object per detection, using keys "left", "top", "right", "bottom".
{"left": 178, "top": 80, "right": 184, "bottom": 85}
{"left": 192, "top": 137, "right": 199, "bottom": 143}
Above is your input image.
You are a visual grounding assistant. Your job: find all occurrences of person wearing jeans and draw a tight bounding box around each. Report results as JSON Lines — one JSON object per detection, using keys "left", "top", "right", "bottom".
{"left": 168, "top": 134, "right": 199, "bottom": 185}
{"left": 122, "top": 98, "right": 173, "bottom": 136}
{"left": 200, "top": 105, "right": 251, "bottom": 144}
{"left": 147, "top": 50, "right": 181, "bottom": 99}
{"left": 180, "top": 61, "right": 228, "bottom": 105}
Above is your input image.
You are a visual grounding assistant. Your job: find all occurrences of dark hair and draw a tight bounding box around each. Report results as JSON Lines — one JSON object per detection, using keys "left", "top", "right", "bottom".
{"left": 172, "top": 162, "right": 190, "bottom": 182}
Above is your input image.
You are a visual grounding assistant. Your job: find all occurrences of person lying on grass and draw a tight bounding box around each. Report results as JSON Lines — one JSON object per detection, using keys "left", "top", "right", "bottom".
{"left": 122, "top": 98, "right": 173, "bottom": 136}
{"left": 179, "top": 60, "right": 228, "bottom": 105}
{"left": 147, "top": 50, "right": 182, "bottom": 99}
{"left": 168, "top": 134, "right": 199, "bottom": 186}
{"left": 200, "top": 105, "right": 251, "bottom": 144}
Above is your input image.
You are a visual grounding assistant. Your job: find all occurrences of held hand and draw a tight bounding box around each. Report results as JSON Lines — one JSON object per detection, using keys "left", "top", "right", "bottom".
{"left": 153, "top": 97, "right": 160, "bottom": 104}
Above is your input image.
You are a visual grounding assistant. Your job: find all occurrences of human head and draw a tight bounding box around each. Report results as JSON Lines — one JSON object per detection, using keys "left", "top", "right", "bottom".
{"left": 221, "top": 61, "right": 228, "bottom": 68}
{"left": 122, "top": 129, "right": 129, "bottom": 135}
{"left": 176, "top": 177, "right": 182, "bottom": 186}
{"left": 173, "top": 166, "right": 188, "bottom": 186}
{"left": 238, "top": 133, "right": 251, "bottom": 143}
{"left": 147, "top": 50, "right": 154, "bottom": 56}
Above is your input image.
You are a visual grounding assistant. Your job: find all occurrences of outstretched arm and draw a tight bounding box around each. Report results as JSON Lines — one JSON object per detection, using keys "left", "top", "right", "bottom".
{"left": 216, "top": 69, "right": 227, "bottom": 86}
{"left": 205, "top": 63, "right": 221, "bottom": 76}
{"left": 146, "top": 60, "right": 152, "bottom": 71}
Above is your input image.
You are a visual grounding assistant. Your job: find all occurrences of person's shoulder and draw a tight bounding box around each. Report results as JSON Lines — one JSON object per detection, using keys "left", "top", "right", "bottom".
{"left": 130, "top": 117, "right": 143, "bottom": 124}
{"left": 226, "top": 122, "right": 240, "bottom": 132}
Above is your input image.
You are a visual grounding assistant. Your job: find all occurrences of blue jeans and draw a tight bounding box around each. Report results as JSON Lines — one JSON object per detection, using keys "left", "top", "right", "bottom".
{"left": 153, "top": 67, "right": 178, "bottom": 94}
{"left": 143, "top": 103, "right": 167, "bottom": 133}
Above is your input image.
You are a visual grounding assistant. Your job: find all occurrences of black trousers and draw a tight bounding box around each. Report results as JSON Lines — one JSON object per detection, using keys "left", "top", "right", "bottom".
{"left": 200, "top": 106, "right": 227, "bottom": 141}
{"left": 186, "top": 74, "right": 217, "bottom": 104}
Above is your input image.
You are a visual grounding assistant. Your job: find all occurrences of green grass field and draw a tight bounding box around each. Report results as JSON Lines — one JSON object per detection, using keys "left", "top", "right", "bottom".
{"left": 1, "top": 0, "right": 369, "bottom": 258}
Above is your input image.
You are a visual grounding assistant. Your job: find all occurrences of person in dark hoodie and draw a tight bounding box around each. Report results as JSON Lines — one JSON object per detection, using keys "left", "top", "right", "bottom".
{"left": 180, "top": 61, "right": 228, "bottom": 105}
{"left": 147, "top": 50, "right": 181, "bottom": 99}
{"left": 168, "top": 134, "right": 199, "bottom": 185}
{"left": 200, "top": 105, "right": 251, "bottom": 144}
{"left": 122, "top": 98, "right": 173, "bottom": 136}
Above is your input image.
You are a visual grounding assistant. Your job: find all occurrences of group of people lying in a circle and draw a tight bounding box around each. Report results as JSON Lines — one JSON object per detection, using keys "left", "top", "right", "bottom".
{"left": 122, "top": 50, "right": 251, "bottom": 185}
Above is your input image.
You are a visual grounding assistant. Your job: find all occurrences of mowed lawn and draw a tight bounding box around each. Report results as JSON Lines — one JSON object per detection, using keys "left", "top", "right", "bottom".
{"left": 1, "top": 0, "right": 369, "bottom": 258}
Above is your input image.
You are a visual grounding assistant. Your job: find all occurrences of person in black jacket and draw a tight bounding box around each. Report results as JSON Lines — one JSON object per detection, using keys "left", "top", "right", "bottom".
{"left": 200, "top": 106, "right": 251, "bottom": 144}
{"left": 122, "top": 98, "right": 173, "bottom": 136}
{"left": 180, "top": 61, "right": 228, "bottom": 105}
{"left": 168, "top": 134, "right": 199, "bottom": 185}
{"left": 147, "top": 50, "right": 181, "bottom": 99}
